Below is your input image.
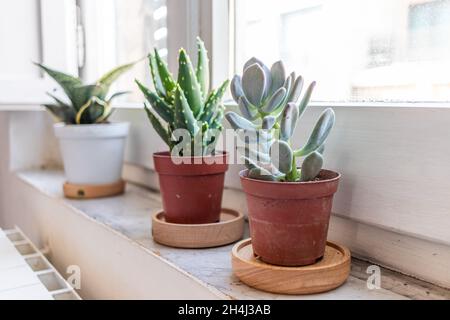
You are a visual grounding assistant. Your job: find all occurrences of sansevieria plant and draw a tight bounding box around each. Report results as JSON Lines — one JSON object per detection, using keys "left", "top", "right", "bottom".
{"left": 35, "top": 61, "right": 137, "bottom": 124}
{"left": 35, "top": 61, "right": 137, "bottom": 196}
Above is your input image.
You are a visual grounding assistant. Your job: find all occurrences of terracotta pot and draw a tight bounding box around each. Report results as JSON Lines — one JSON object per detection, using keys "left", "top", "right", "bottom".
{"left": 240, "top": 169, "right": 340, "bottom": 266}
{"left": 153, "top": 151, "right": 229, "bottom": 224}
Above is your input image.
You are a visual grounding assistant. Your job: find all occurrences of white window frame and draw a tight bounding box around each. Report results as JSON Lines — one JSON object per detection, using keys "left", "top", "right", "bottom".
{"left": 0, "top": 0, "right": 78, "bottom": 106}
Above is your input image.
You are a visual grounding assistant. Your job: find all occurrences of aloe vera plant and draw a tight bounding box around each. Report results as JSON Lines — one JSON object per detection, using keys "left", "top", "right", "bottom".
{"left": 226, "top": 57, "right": 335, "bottom": 182}
{"left": 35, "top": 61, "right": 137, "bottom": 124}
{"left": 136, "top": 37, "right": 229, "bottom": 155}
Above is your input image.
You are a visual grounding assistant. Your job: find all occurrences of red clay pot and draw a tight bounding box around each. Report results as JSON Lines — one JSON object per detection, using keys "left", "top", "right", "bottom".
{"left": 240, "top": 169, "right": 340, "bottom": 266}
{"left": 153, "top": 151, "right": 229, "bottom": 224}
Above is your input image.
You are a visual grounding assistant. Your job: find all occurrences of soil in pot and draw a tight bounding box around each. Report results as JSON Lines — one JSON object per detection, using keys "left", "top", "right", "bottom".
{"left": 240, "top": 169, "right": 340, "bottom": 266}
{"left": 153, "top": 151, "right": 229, "bottom": 224}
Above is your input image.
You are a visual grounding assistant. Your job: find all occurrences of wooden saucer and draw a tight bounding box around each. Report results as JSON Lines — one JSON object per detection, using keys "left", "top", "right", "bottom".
{"left": 232, "top": 238, "right": 351, "bottom": 295}
{"left": 152, "top": 208, "right": 245, "bottom": 248}
{"left": 63, "top": 180, "right": 126, "bottom": 199}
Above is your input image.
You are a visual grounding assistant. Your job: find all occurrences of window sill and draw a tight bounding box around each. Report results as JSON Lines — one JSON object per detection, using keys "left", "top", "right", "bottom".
{"left": 12, "top": 169, "right": 450, "bottom": 300}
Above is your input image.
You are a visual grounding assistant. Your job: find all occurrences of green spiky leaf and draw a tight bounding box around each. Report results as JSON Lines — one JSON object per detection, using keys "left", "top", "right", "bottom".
{"left": 199, "top": 79, "right": 229, "bottom": 123}
{"left": 154, "top": 49, "right": 176, "bottom": 95}
{"left": 136, "top": 79, "right": 173, "bottom": 123}
{"left": 196, "top": 37, "right": 210, "bottom": 100}
{"left": 148, "top": 53, "right": 167, "bottom": 99}
{"left": 280, "top": 102, "right": 299, "bottom": 141}
{"left": 177, "top": 49, "right": 203, "bottom": 117}
{"left": 144, "top": 104, "right": 171, "bottom": 147}
{"left": 174, "top": 86, "right": 200, "bottom": 136}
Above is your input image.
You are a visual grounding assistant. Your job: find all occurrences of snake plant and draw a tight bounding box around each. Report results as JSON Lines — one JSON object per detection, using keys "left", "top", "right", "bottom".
{"left": 35, "top": 61, "right": 137, "bottom": 124}
{"left": 136, "top": 37, "right": 229, "bottom": 156}
{"left": 226, "top": 57, "right": 335, "bottom": 182}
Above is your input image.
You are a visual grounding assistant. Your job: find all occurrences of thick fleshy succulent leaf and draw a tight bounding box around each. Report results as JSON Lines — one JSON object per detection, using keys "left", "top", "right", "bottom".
{"left": 174, "top": 86, "right": 200, "bottom": 136}
{"left": 280, "top": 102, "right": 299, "bottom": 141}
{"left": 148, "top": 53, "right": 167, "bottom": 98}
{"left": 195, "top": 37, "right": 209, "bottom": 100}
{"left": 268, "top": 76, "right": 292, "bottom": 116}
{"left": 226, "top": 111, "right": 270, "bottom": 144}
{"left": 144, "top": 104, "right": 171, "bottom": 147}
{"left": 288, "top": 75, "right": 304, "bottom": 103}
{"left": 199, "top": 79, "right": 229, "bottom": 123}
{"left": 300, "top": 151, "right": 323, "bottom": 182}
{"left": 154, "top": 48, "right": 176, "bottom": 94}
{"left": 34, "top": 62, "right": 82, "bottom": 107}
{"left": 225, "top": 111, "right": 258, "bottom": 131}
{"left": 295, "top": 108, "right": 335, "bottom": 156}
{"left": 230, "top": 75, "right": 245, "bottom": 103}
{"left": 243, "top": 57, "right": 271, "bottom": 97}
{"left": 269, "top": 140, "right": 293, "bottom": 174}
{"left": 298, "top": 81, "right": 316, "bottom": 117}
{"left": 136, "top": 79, "right": 173, "bottom": 123}
{"left": 237, "top": 146, "right": 271, "bottom": 164}
{"left": 285, "top": 72, "right": 296, "bottom": 98}
{"left": 248, "top": 167, "right": 279, "bottom": 181}
{"left": 269, "top": 61, "right": 286, "bottom": 95}
{"left": 238, "top": 96, "right": 258, "bottom": 121}
{"left": 260, "top": 87, "right": 286, "bottom": 113}
{"left": 97, "top": 60, "right": 137, "bottom": 89}
{"left": 241, "top": 63, "right": 266, "bottom": 106}
{"left": 243, "top": 156, "right": 283, "bottom": 181}
{"left": 177, "top": 49, "right": 204, "bottom": 117}
{"left": 262, "top": 115, "right": 276, "bottom": 130}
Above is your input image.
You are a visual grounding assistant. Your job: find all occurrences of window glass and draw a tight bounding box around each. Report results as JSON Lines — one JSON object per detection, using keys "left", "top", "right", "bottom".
{"left": 114, "top": 0, "right": 167, "bottom": 102}
{"left": 235, "top": 0, "right": 450, "bottom": 102}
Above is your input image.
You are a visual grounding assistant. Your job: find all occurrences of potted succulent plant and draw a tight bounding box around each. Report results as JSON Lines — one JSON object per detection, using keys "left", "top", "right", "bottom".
{"left": 136, "top": 38, "right": 229, "bottom": 224}
{"left": 226, "top": 57, "right": 339, "bottom": 266}
{"left": 35, "top": 61, "right": 136, "bottom": 194}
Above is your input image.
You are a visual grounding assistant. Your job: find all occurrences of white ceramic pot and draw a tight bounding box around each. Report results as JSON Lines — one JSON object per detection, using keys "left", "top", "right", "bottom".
{"left": 54, "top": 122, "right": 130, "bottom": 185}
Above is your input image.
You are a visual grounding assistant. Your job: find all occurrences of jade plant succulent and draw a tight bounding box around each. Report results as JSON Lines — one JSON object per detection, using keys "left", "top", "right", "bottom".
{"left": 35, "top": 61, "right": 136, "bottom": 124}
{"left": 136, "top": 37, "right": 229, "bottom": 156}
{"left": 226, "top": 57, "right": 335, "bottom": 182}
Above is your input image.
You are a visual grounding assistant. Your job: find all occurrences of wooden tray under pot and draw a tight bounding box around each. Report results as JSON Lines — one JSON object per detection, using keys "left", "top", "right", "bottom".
{"left": 63, "top": 180, "right": 126, "bottom": 199}
{"left": 152, "top": 208, "right": 245, "bottom": 249}
{"left": 232, "top": 238, "right": 351, "bottom": 295}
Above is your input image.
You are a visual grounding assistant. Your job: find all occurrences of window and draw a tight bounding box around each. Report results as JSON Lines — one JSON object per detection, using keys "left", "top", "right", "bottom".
{"left": 80, "top": 0, "right": 167, "bottom": 103}
{"left": 234, "top": 0, "right": 450, "bottom": 102}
